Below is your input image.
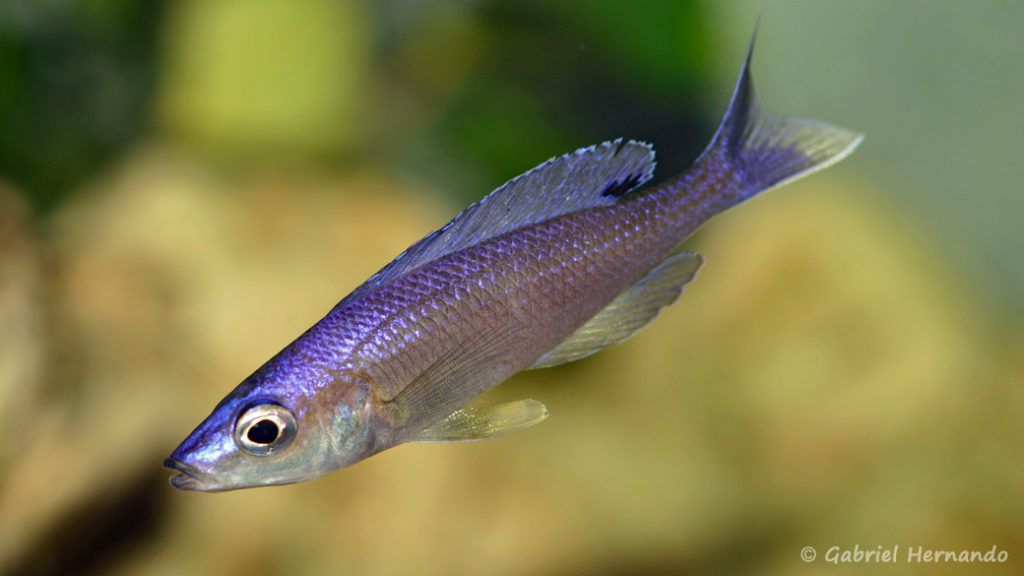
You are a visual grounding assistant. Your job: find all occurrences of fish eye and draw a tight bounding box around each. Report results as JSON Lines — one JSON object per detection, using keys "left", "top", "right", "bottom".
{"left": 234, "top": 403, "right": 297, "bottom": 456}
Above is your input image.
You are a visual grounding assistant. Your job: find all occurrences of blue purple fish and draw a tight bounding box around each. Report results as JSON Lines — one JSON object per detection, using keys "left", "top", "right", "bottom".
{"left": 166, "top": 32, "right": 862, "bottom": 491}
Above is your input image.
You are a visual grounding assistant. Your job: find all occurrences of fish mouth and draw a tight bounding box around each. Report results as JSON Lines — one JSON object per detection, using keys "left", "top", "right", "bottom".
{"left": 163, "top": 457, "right": 221, "bottom": 492}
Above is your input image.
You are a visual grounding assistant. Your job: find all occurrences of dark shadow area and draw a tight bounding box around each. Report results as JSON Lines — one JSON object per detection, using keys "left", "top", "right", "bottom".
{"left": 3, "top": 467, "right": 170, "bottom": 576}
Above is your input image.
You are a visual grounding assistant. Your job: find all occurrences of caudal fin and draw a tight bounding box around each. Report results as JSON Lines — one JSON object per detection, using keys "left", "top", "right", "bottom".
{"left": 703, "top": 29, "right": 863, "bottom": 203}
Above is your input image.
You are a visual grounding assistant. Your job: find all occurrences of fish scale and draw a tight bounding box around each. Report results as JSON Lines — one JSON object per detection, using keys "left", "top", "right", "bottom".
{"left": 336, "top": 197, "right": 695, "bottom": 436}
{"left": 165, "top": 30, "right": 863, "bottom": 491}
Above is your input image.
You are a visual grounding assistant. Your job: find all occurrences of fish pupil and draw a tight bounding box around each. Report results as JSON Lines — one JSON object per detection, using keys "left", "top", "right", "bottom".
{"left": 247, "top": 419, "right": 279, "bottom": 444}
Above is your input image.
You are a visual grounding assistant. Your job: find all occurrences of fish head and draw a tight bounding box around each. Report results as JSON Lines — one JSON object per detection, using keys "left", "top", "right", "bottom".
{"left": 165, "top": 366, "right": 374, "bottom": 492}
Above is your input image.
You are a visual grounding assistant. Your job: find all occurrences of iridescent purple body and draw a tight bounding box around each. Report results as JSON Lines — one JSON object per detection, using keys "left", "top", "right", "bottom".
{"left": 166, "top": 32, "right": 862, "bottom": 491}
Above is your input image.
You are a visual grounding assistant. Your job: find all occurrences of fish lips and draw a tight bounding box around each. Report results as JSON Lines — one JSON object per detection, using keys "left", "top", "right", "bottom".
{"left": 163, "top": 457, "right": 224, "bottom": 492}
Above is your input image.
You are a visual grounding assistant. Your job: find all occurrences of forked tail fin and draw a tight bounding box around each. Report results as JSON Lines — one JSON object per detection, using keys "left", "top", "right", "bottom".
{"left": 701, "top": 29, "right": 863, "bottom": 206}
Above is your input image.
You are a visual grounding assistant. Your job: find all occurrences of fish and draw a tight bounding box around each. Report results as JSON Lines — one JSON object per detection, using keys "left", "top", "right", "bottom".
{"left": 165, "top": 31, "right": 862, "bottom": 491}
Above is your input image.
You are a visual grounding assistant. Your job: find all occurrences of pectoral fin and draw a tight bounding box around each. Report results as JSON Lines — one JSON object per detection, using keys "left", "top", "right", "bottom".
{"left": 387, "top": 325, "right": 522, "bottom": 432}
{"left": 410, "top": 399, "right": 549, "bottom": 443}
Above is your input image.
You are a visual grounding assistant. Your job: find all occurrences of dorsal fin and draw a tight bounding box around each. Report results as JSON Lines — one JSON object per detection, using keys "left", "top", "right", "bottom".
{"left": 336, "top": 139, "right": 655, "bottom": 307}
{"left": 531, "top": 251, "right": 703, "bottom": 369}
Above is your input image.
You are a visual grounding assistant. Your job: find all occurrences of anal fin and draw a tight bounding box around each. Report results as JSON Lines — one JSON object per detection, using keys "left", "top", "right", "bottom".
{"left": 410, "top": 399, "right": 549, "bottom": 443}
{"left": 531, "top": 251, "right": 704, "bottom": 369}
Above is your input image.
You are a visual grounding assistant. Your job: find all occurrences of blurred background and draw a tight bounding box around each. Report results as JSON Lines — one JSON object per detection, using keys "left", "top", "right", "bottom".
{"left": 1, "top": 1, "right": 1021, "bottom": 575}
